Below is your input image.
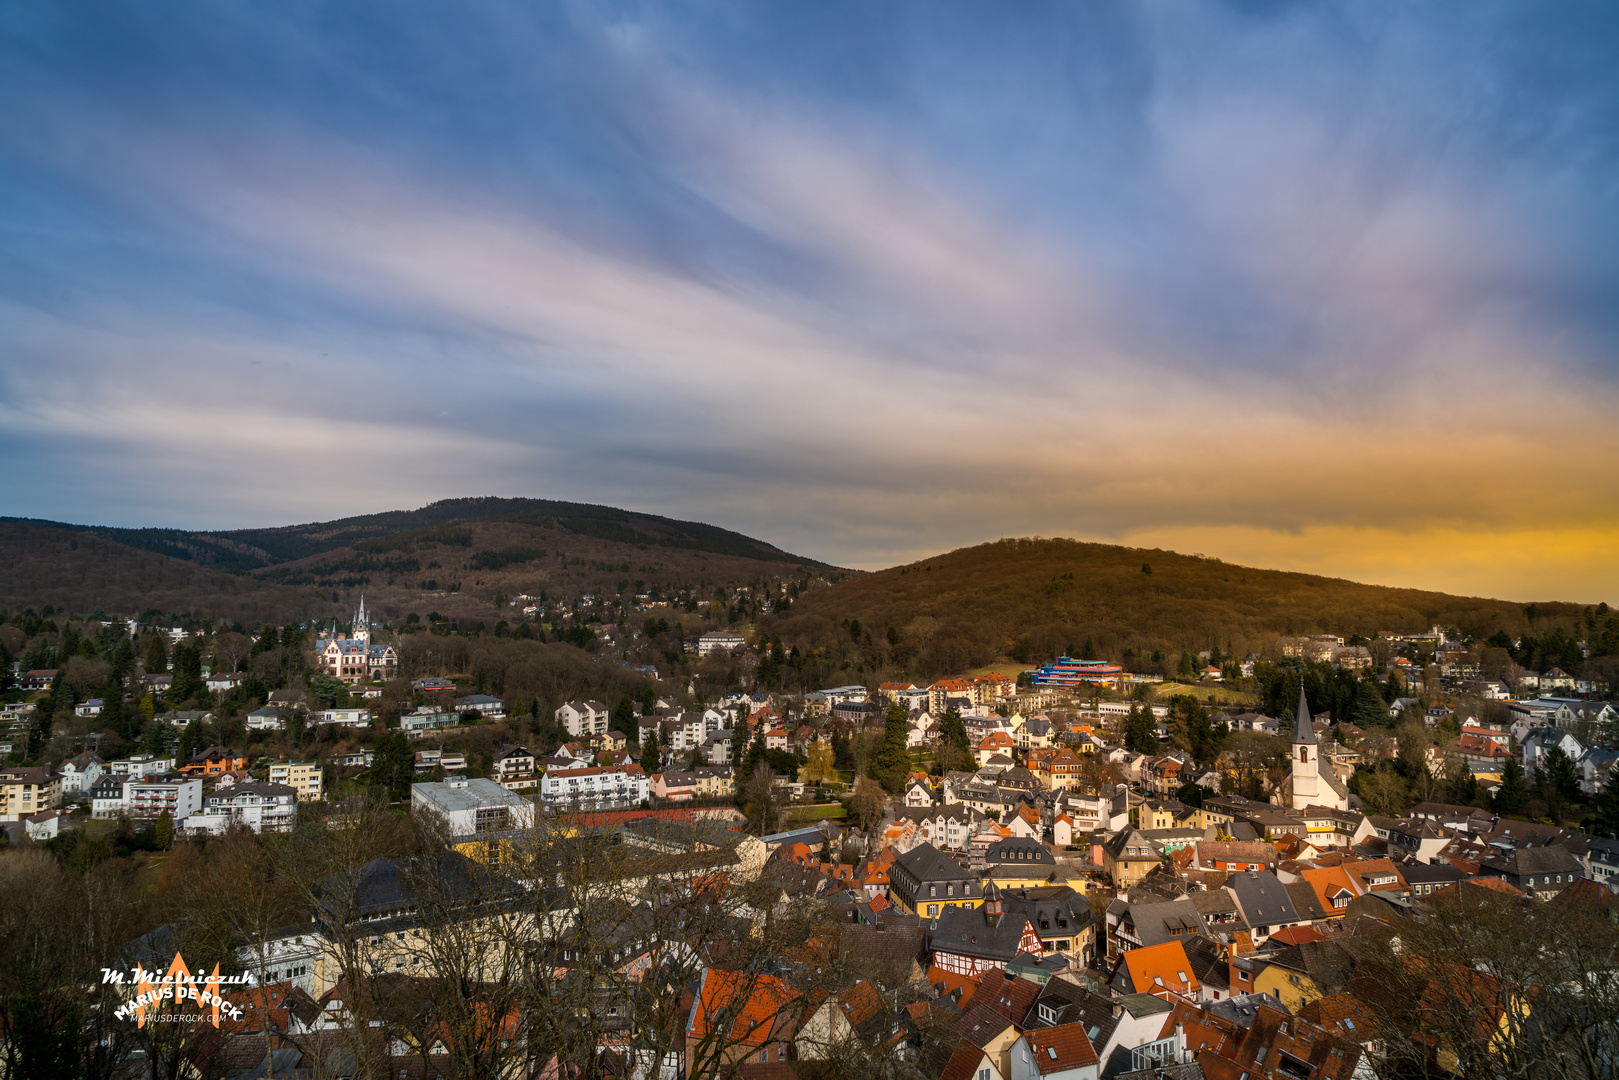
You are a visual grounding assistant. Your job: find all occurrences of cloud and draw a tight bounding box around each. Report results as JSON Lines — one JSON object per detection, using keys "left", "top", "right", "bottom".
{"left": 1, "top": 0, "right": 1617, "bottom": 599}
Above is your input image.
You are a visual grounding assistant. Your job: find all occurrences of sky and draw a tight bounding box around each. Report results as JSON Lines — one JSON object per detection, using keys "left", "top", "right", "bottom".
{"left": 2, "top": 1, "right": 1618, "bottom": 602}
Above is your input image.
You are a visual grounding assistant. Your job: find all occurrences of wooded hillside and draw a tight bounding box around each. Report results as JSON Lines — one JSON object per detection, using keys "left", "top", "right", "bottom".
{"left": 0, "top": 499, "right": 839, "bottom": 626}
{"left": 762, "top": 538, "right": 1588, "bottom": 680}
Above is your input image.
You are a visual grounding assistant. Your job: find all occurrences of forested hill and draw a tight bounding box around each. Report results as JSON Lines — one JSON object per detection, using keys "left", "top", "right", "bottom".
{"left": 761, "top": 537, "right": 1589, "bottom": 680}
{"left": 2, "top": 497, "right": 827, "bottom": 572}
{"left": 0, "top": 498, "right": 842, "bottom": 624}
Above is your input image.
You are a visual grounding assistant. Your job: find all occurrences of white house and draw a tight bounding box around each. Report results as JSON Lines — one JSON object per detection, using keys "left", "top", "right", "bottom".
{"left": 696, "top": 631, "right": 745, "bottom": 656}
{"left": 400, "top": 709, "right": 458, "bottom": 736}
{"left": 106, "top": 755, "right": 175, "bottom": 779}
{"left": 314, "top": 708, "right": 371, "bottom": 727}
{"left": 539, "top": 764, "right": 649, "bottom": 811}
{"left": 58, "top": 753, "right": 104, "bottom": 795}
{"left": 75, "top": 699, "right": 104, "bottom": 718}
{"left": 246, "top": 707, "right": 288, "bottom": 731}
{"left": 181, "top": 782, "right": 299, "bottom": 835}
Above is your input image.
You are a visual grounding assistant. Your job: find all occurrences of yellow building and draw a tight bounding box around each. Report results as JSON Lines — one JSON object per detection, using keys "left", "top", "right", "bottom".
{"left": 269, "top": 761, "right": 324, "bottom": 802}
{"left": 888, "top": 842, "right": 984, "bottom": 917}
{"left": 1253, "top": 941, "right": 1348, "bottom": 1012}
{"left": 0, "top": 766, "right": 60, "bottom": 822}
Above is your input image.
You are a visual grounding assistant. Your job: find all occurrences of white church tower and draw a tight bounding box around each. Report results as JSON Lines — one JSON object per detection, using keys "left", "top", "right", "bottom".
{"left": 1290, "top": 685, "right": 1320, "bottom": 810}
{"left": 352, "top": 594, "right": 370, "bottom": 648}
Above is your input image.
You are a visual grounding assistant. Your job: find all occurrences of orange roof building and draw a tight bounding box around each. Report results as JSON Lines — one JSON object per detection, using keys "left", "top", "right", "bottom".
{"left": 1119, "top": 940, "right": 1201, "bottom": 1001}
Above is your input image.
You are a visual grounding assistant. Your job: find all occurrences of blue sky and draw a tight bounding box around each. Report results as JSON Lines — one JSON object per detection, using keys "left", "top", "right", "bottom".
{"left": 3, "top": 1, "right": 1618, "bottom": 599}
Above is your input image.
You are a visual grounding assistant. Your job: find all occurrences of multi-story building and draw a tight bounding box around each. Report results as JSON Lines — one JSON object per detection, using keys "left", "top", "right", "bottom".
{"left": 58, "top": 753, "right": 104, "bottom": 795}
{"left": 887, "top": 841, "right": 983, "bottom": 918}
{"left": 400, "top": 709, "right": 458, "bottom": 736}
{"left": 314, "top": 708, "right": 371, "bottom": 727}
{"left": 314, "top": 596, "right": 399, "bottom": 683}
{"left": 0, "top": 766, "right": 61, "bottom": 822}
{"left": 181, "top": 782, "right": 299, "bottom": 835}
{"left": 491, "top": 745, "right": 537, "bottom": 791}
{"left": 90, "top": 776, "right": 129, "bottom": 819}
{"left": 269, "top": 761, "right": 324, "bottom": 801}
{"left": 124, "top": 775, "right": 203, "bottom": 822}
{"left": 411, "top": 776, "right": 536, "bottom": 836}
{"left": 538, "top": 764, "right": 649, "bottom": 811}
{"left": 696, "top": 631, "right": 745, "bottom": 656}
{"left": 455, "top": 694, "right": 507, "bottom": 719}
{"left": 178, "top": 746, "right": 249, "bottom": 777}
{"left": 556, "top": 700, "right": 610, "bottom": 737}
{"left": 104, "top": 755, "right": 176, "bottom": 781}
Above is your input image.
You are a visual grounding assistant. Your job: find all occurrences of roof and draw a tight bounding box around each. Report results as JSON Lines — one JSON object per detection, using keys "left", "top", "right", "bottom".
{"left": 1227, "top": 870, "right": 1302, "bottom": 926}
{"left": 687, "top": 969, "right": 799, "bottom": 1047}
{"left": 1023, "top": 1022, "right": 1101, "bottom": 1074}
{"left": 893, "top": 842, "right": 973, "bottom": 885}
{"left": 986, "top": 837, "right": 1055, "bottom": 865}
{"left": 1292, "top": 687, "right": 1317, "bottom": 745}
{"left": 930, "top": 906, "right": 1036, "bottom": 964}
{"left": 1119, "top": 899, "right": 1205, "bottom": 947}
{"left": 1122, "top": 940, "right": 1200, "bottom": 998}
{"left": 955, "top": 1002, "right": 1017, "bottom": 1049}
{"left": 938, "top": 1046, "right": 993, "bottom": 1080}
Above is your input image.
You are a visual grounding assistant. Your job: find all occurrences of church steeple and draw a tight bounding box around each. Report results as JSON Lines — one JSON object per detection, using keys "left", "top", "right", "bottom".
{"left": 1292, "top": 685, "right": 1317, "bottom": 745}
{"left": 353, "top": 594, "right": 369, "bottom": 647}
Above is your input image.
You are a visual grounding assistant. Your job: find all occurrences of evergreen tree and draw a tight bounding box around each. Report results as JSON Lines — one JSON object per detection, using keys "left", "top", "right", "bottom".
{"left": 1536, "top": 746, "right": 1582, "bottom": 822}
{"left": 874, "top": 704, "right": 911, "bottom": 791}
{"left": 1170, "top": 695, "right": 1220, "bottom": 764}
{"left": 177, "top": 719, "right": 202, "bottom": 764}
{"left": 154, "top": 809, "right": 173, "bottom": 849}
{"left": 170, "top": 640, "right": 204, "bottom": 703}
{"left": 144, "top": 634, "right": 168, "bottom": 674}
{"left": 1350, "top": 679, "right": 1388, "bottom": 728}
{"left": 612, "top": 695, "right": 637, "bottom": 736}
{"left": 98, "top": 677, "right": 128, "bottom": 740}
{"left": 109, "top": 635, "right": 136, "bottom": 682}
{"left": 938, "top": 708, "right": 971, "bottom": 755}
{"left": 1495, "top": 755, "right": 1528, "bottom": 815}
{"left": 1124, "top": 704, "right": 1158, "bottom": 754}
{"left": 370, "top": 730, "right": 416, "bottom": 796}
{"left": 736, "top": 722, "right": 767, "bottom": 789}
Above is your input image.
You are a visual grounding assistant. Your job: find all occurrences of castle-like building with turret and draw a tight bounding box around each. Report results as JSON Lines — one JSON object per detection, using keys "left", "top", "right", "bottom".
{"left": 316, "top": 596, "right": 399, "bottom": 684}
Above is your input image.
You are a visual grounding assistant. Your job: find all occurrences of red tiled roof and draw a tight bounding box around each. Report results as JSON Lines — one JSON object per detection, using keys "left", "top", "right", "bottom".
{"left": 1023, "top": 1022, "right": 1100, "bottom": 1074}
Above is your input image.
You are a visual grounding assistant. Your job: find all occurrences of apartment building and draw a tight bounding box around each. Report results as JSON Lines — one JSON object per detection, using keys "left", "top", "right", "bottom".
{"left": 123, "top": 775, "right": 203, "bottom": 822}
{"left": 269, "top": 761, "right": 325, "bottom": 801}
{"left": 0, "top": 766, "right": 61, "bottom": 822}
{"left": 182, "top": 782, "right": 299, "bottom": 835}
{"left": 539, "top": 764, "right": 649, "bottom": 811}
{"left": 555, "top": 700, "right": 610, "bottom": 737}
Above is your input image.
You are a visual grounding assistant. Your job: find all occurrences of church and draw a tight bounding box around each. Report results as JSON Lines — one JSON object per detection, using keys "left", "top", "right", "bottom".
{"left": 316, "top": 596, "right": 399, "bottom": 684}
{"left": 1272, "top": 686, "right": 1351, "bottom": 812}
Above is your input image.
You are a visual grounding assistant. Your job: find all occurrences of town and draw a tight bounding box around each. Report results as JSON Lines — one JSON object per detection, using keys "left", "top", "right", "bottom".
{"left": 0, "top": 594, "right": 1615, "bottom": 1079}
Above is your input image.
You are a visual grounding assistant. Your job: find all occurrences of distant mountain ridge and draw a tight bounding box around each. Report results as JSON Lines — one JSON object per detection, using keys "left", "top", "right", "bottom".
{"left": 3, "top": 497, "right": 826, "bottom": 573}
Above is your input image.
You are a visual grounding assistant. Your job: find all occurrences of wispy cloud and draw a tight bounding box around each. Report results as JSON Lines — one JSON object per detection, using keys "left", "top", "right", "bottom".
{"left": 1, "top": 0, "right": 1616, "bottom": 599}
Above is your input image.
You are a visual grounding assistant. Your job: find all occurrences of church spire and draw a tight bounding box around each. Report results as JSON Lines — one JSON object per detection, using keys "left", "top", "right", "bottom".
{"left": 1293, "top": 685, "right": 1317, "bottom": 745}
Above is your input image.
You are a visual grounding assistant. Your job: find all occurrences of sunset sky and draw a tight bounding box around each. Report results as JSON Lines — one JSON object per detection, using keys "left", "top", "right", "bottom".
{"left": 2, "top": 2, "right": 1617, "bottom": 602}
